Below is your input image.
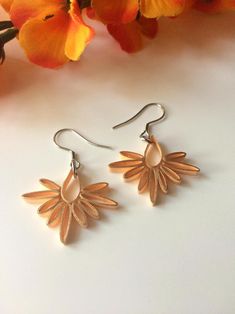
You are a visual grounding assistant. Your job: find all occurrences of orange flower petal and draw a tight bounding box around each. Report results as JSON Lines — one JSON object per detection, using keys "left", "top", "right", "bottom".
{"left": 138, "top": 16, "right": 158, "bottom": 39}
{"left": 19, "top": 11, "right": 70, "bottom": 68}
{"left": 10, "top": 0, "right": 62, "bottom": 28}
{"left": 0, "top": 0, "right": 13, "bottom": 12}
{"left": 92, "top": 0, "right": 139, "bottom": 24}
{"left": 65, "top": 0, "right": 94, "bottom": 61}
{"left": 108, "top": 22, "right": 142, "bottom": 53}
{"left": 140, "top": 0, "right": 186, "bottom": 18}
{"left": 107, "top": 17, "right": 158, "bottom": 53}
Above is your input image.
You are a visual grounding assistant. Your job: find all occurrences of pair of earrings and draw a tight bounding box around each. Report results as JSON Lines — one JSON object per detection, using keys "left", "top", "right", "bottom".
{"left": 23, "top": 103, "right": 200, "bottom": 244}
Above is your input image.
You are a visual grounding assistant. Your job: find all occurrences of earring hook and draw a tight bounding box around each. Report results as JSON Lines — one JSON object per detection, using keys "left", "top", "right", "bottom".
{"left": 112, "top": 103, "right": 166, "bottom": 142}
{"left": 53, "top": 128, "right": 112, "bottom": 177}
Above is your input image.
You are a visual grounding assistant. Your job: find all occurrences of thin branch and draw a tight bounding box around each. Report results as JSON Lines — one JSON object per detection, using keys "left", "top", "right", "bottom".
{"left": 0, "top": 21, "right": 14, "bottom": 31}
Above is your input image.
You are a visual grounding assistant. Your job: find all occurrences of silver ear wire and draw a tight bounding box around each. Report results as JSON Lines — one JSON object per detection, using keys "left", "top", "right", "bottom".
{"left": 112, "top": 103, "right": 166, "bottom": 142}
{"left": 53, "top": 128, "right": 112, "bottom": 177}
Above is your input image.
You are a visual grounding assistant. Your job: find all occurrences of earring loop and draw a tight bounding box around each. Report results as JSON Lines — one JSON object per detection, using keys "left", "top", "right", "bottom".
{"left": 53, "top": 128, "right": 112, "bottom": 177}
{"left": 112, "top": 103, "right": 166, "bottom": 142}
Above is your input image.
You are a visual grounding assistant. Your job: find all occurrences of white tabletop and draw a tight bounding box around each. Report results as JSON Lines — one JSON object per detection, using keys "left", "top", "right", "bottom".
{"left": 0, "top": 9, "right": 235, "bottom": 314}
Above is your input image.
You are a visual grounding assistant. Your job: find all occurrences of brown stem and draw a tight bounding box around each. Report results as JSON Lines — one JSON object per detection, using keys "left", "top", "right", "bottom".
{"left": 0, "top": 28, "right": 18, "bottom": 45}
{"left": 0, "top": 21, "right": 14, "bottom": 31}
{"left": 0, "top": 28, "right": 19, "bottom": 65}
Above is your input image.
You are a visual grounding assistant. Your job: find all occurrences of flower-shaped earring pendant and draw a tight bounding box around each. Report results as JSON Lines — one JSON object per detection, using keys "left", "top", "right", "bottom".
{"left": 109, "top": 103, "right": 200, "bottom": 205}
{"left": 23, "top": 129, "right": 118, "bottom": 244}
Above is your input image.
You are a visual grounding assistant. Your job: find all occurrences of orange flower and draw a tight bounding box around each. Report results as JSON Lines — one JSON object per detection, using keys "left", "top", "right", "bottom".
{"left": 195, "top": 0, "right": 235, "bottom": 13}
{"left": 92, "top": 0, "right": 139, "bottom": 24}
{"left": 107, "top": 16, "right": 158, "bottom": 53}
{"left": 92, "top": 0, "right": 191, "bottom": 22}
{"left": 86, "top": 4, "right": 158, "bottom": 53}
{"left": 0, "top": 0, "right": 94, "bottom": 68}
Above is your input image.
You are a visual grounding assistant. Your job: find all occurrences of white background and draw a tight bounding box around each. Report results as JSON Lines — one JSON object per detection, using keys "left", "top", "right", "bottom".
{"left": 0, "top": 9, "right": 235, "bottom": 314}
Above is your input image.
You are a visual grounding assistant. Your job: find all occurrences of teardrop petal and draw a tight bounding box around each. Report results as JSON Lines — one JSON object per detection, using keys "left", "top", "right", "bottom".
{"left": 62, "top": 169, "right": 74, "bottom": 192}
{"left": 144, "top": 136, "right": 163, "bottom": 168}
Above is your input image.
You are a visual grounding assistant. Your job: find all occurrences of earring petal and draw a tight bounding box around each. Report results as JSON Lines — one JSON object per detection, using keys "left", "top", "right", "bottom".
{"left": 109, "top": 159, "right": 144, "bottom": 168}
{"left": 80, "top": 199, "right": 100, "bottom": 220}
{"left": 164, "top": 152, "right": 186, "bottom": 161}
{"left": 124, "top": 166, "right": 144, "bottom": 179}
{"left": 164, "top": 161, "right": 200, "bottom": 175}
{"left": 39, "top": 179, "right": 60, "bottom": 190}
{"left": 38, "top": 197, "right": 60, "bottom": 214}
{"left": 138, "top": 168, "right": 150, "bottom": 193}
{"left": 83, "top": 182, "right": 109, "bottom": 193}
{"left": 60, "top": 204, "right": 72, "bottom": 244}
{"left": 72, "top": 203, "right": 88, "bottom": 228}
{"left": 82, "top": 192, "right": 118, "bottom": 208}
{"left": 47, "top": 202, "right": 64, "bottom": 227}
{"left": 149, "top": 168, "right": 158, "bottom": 205}
{"left": 22, "top": 190, "right": 60, "bottom": 200}
{"left": 110, "top": 136, "right": 199, "bottom": 205}
{"left": 120, "top": 151, "right": 144, "bottom": 159}
{"left": 23, "top": 169, "right": 118, "bottom": 244}
{"left": 158, "top": 169, "right": 168, "bottom": 194}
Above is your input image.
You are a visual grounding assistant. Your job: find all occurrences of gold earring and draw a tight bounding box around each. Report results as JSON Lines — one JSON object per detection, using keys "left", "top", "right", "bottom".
{"left": 23, "top": 128, "right": 118, "bottom": 244}
{"left": 109, "top": 103, "right": 200, "bottom": 206}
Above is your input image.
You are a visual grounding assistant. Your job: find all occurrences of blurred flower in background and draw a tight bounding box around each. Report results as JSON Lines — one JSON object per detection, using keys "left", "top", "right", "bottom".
{"left": 0, "top": 0, "right": 234, "bottom": 69}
